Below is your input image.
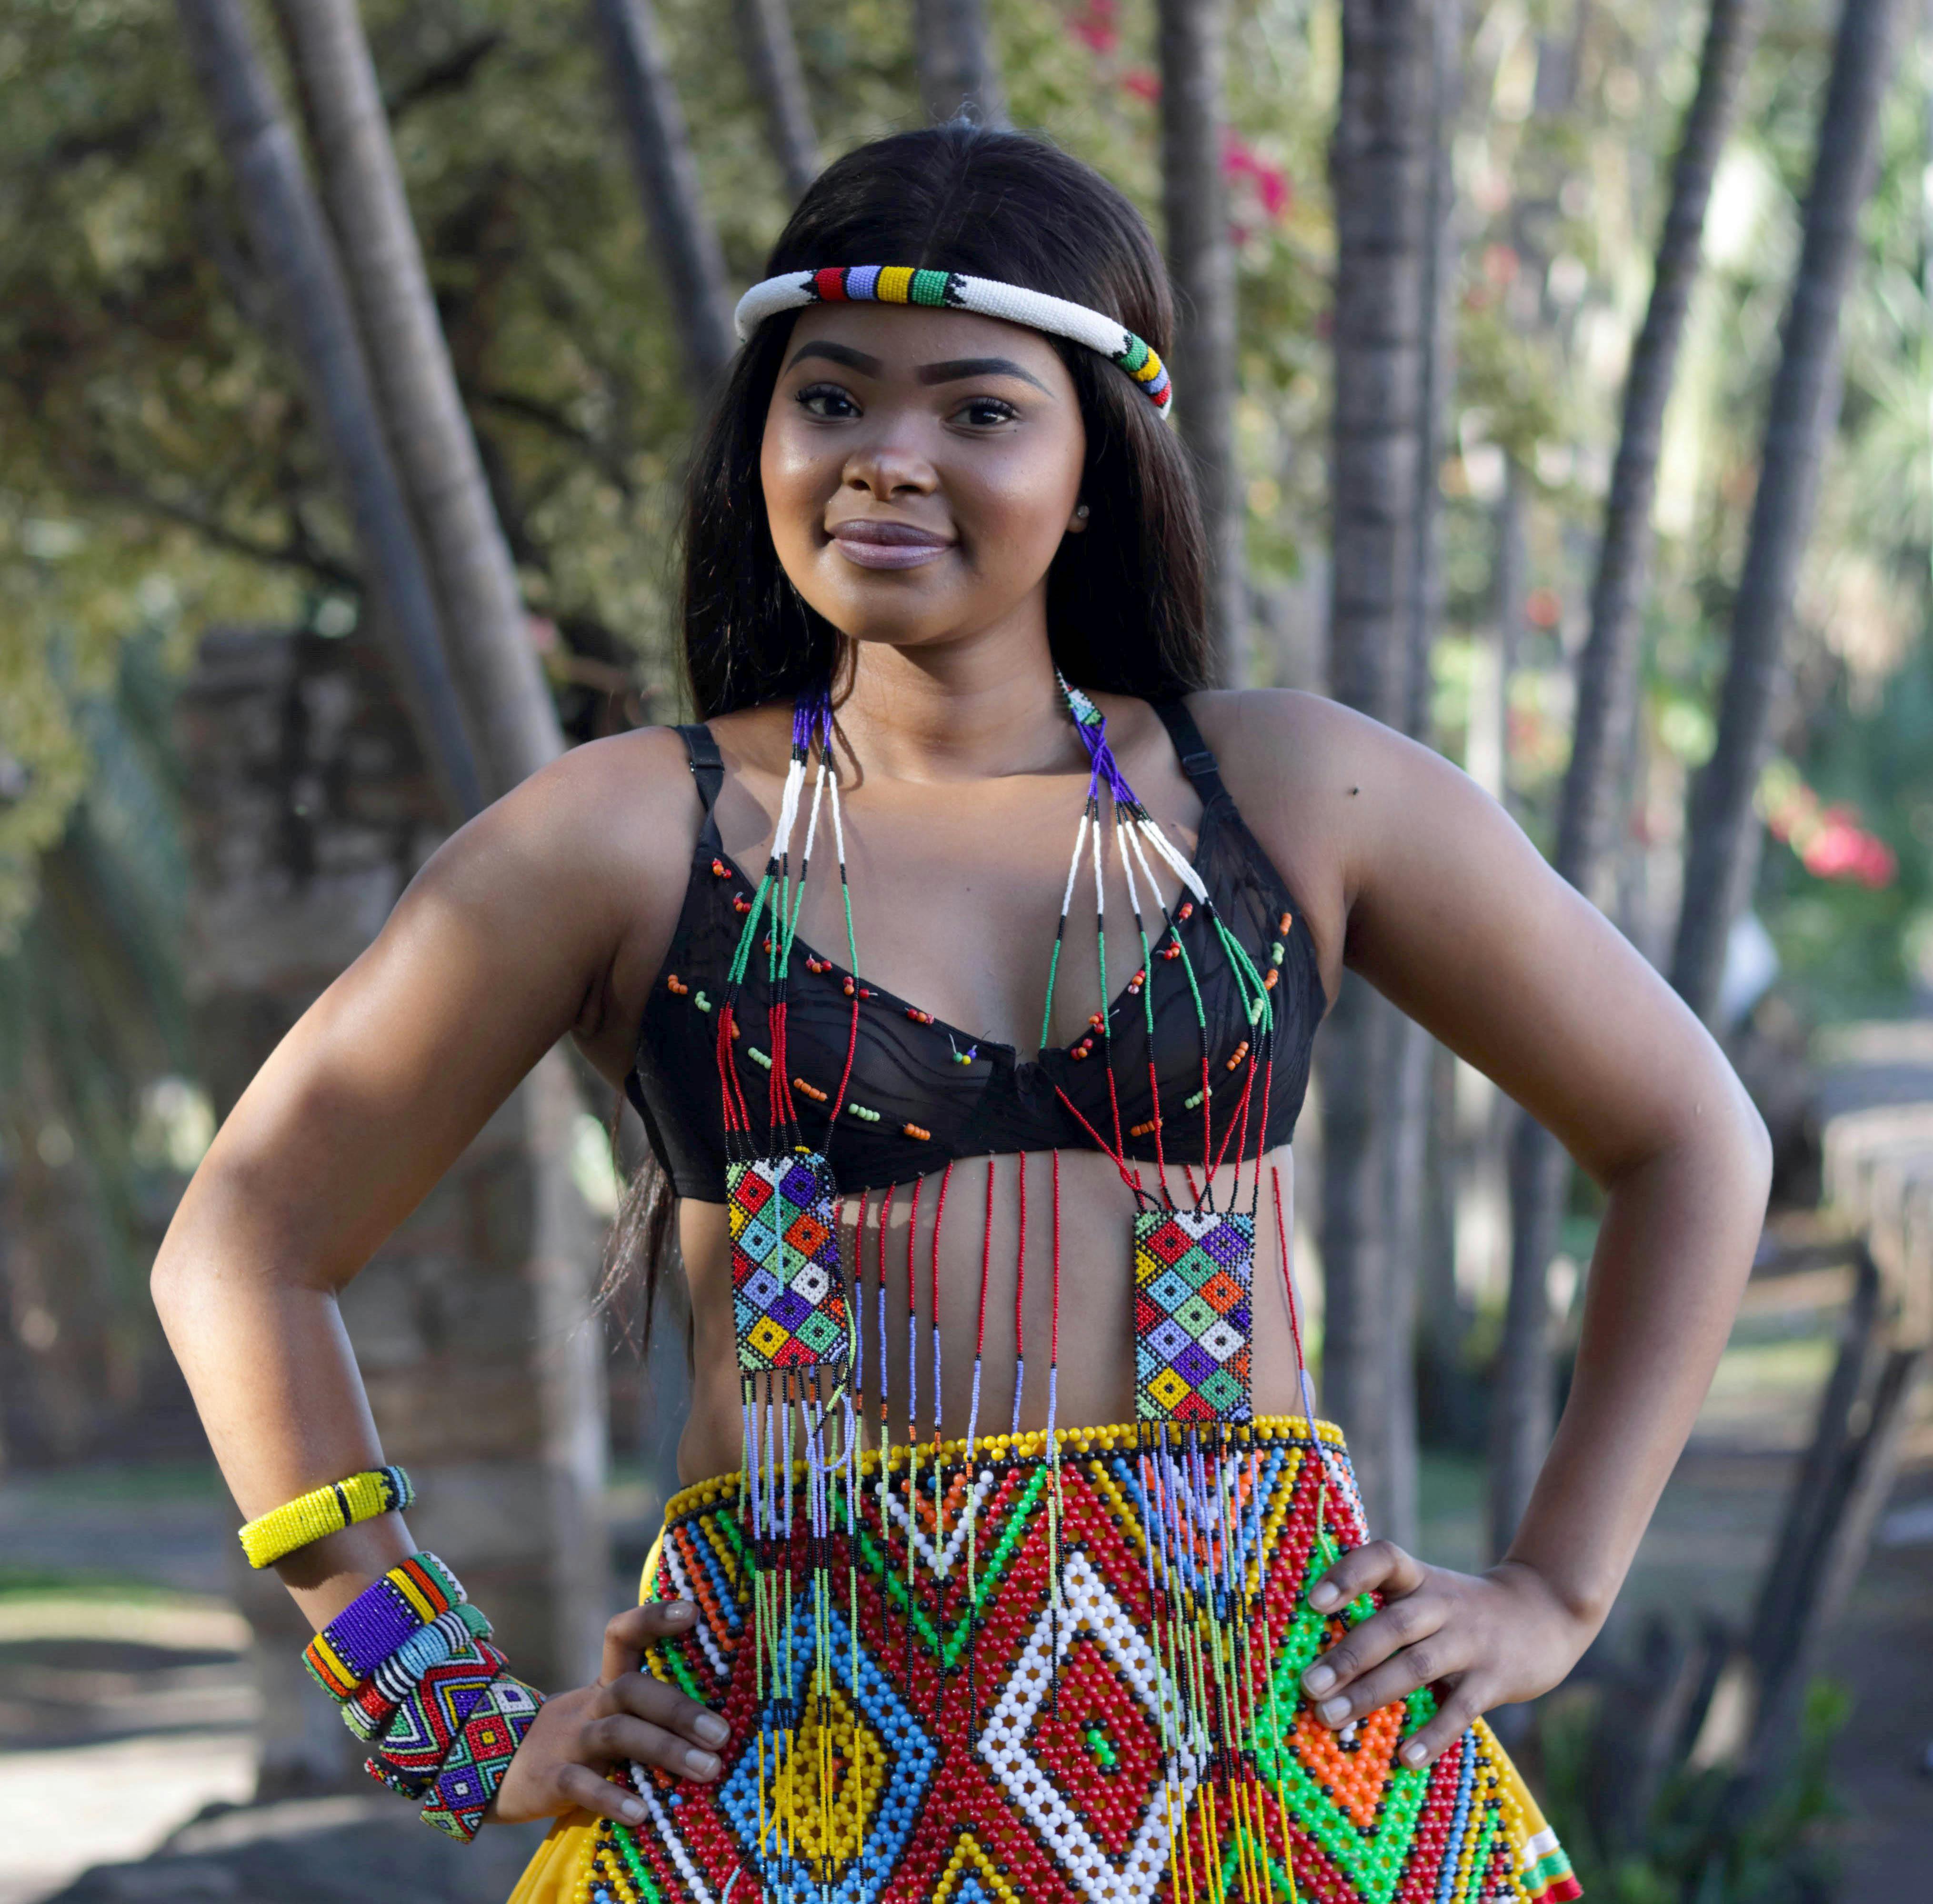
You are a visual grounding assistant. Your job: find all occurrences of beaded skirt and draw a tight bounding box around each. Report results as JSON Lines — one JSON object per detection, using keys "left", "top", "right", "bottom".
{"left": 519, "top": 1416, "right": 1578, "bottom": 1904}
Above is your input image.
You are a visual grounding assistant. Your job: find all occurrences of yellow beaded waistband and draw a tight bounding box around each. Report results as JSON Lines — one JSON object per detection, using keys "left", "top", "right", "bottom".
{"left": 658, "top": 1410, "right": 1348, "bottom": 1526}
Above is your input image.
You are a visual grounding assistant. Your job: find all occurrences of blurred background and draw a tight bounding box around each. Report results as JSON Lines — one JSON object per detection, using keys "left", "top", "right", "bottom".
{"left": 2, "top": 0, "right": 1931, "bottom": 1897}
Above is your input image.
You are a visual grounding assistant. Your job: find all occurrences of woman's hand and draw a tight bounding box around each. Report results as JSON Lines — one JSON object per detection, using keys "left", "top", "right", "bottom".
{"left": 489, "top": 1604, "right": 730, "bottom": 1827}
{"left": 1300, "top": 1542, "right": 1595, "bottom": 1769}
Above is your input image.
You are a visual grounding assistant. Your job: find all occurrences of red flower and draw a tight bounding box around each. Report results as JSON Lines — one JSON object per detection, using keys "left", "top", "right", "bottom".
{"left": 1121, "top": 66, "right": 1160, "bottom": 102}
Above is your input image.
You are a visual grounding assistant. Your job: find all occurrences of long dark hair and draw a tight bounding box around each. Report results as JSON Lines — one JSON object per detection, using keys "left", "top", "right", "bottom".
{"left": 609, "top": 123, "right": 1212, "bottom": 1352}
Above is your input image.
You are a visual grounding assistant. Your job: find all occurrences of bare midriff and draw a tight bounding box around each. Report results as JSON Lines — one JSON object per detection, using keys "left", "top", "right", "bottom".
{"left": 671, "top": 1141, "right": 1305, "bottom": 1485}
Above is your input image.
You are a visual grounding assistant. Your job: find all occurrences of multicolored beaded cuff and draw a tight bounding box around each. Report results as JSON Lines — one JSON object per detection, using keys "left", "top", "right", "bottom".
{"left": 238, "top": 1464, "right": 414, "bottom": 1569}
{"left": 412, "top": 1672, "right": 545, "bottom": 1842}
{"left": 733, "top": 265, "right": 1174, "bottom": 413}
{"left": 341, "top": 1602, "right": 494, "bottom": 1743}
{"left": 298, "top": 1546, "right": 541, "bottom": 1844}
{"left": 361, "top": 1663, "right": 544, "bottom": 1842}
{"left": 302, "top": 1551, "right": 465, "bottom": 1698}
{"left": 365, "top": 1637, "right": 510, "bottom": 1793}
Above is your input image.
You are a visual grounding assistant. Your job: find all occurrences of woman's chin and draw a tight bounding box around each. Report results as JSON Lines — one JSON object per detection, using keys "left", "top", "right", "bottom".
{"left": 806, "top": 584, "right": 963, "bottom": 646}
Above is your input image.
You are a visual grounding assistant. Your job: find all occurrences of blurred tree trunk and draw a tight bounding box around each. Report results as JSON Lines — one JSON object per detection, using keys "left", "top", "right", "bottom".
{"left": 1672, "top": 0, "right": 1901, "bottom": 1024}
{"left": 176, "top": 0, "right": 613, "bottom": 1794}
{"left": 271, "top": 0, "right": 563, "bottom": 799}
{"left": 1493, "top": 0, "right": 1765, "bottom": 1563}
{"left": 914, "top": 0, "right": 1008, "bottom": 128}
{"left": 734, "top": 0, "right": 818, "bottom": 201}
{"left": 1321, "top": 0, "right": 1445, "bottom": 1542}
{"left": 592, "top": 0, "right": 735, "bottom": 388}
{"left": 173, "top": 0, "right": 483, "bottom": 822}
{"left": 1158, "top": 0, "right": 1243, "bottom": 686}
{"left": 1378, "top": 0, "right": 1459, "bottom": 1554}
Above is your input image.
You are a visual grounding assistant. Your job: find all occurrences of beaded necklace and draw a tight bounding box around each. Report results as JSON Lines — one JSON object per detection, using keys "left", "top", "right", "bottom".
{"left": 711, "top": 677, "right": 1336, "bottom": 1901}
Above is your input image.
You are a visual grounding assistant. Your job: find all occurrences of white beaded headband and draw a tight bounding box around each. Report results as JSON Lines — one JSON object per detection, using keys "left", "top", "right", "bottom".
{"left": 733, "top": 265, "right": 1173, "bottom": 415}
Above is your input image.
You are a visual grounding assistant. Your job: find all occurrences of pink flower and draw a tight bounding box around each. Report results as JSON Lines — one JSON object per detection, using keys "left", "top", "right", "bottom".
{"left": 1801, "top": 811, "right": 1897, "bottom": 889}
{"left": 1070, "top": 0, "right": 1119, "bottom": 53}
{"left": 1121, "top": 66, "right": 1160, "bottom": 102}
{"left": 1763, "top": 774, "right": 1897, "bottom": 889}
{"left": 1222, "top": 132, "right": 1291, "bottom": 221}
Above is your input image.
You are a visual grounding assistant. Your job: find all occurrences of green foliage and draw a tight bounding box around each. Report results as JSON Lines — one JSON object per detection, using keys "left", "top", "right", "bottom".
{"left": 1538, "top": 1678, "right": 1849, "bottom": 1904}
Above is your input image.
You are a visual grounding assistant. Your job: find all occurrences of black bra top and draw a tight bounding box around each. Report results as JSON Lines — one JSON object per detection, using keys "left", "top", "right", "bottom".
{"left": 626, "top": 698, "right": 1326, "bottom": 1200}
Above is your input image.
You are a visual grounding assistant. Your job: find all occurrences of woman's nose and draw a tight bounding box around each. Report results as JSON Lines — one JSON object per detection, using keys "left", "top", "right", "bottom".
{"left": 841, "top": 421, "right": 939, "bottom": 499}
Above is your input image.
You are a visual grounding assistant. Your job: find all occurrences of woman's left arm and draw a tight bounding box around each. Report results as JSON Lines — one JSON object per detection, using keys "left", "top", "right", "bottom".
{"left": 1212, "top": 690, "right": 1773, "bottom": 1767}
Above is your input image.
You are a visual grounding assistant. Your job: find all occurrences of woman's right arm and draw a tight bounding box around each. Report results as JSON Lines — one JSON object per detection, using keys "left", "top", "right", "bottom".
{"left": 150, "top": 725, "right": 728, "bottom": 1824}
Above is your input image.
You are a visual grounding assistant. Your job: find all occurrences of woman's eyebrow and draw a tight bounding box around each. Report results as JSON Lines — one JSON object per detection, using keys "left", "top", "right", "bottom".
{"left": 917, "top": 356, "right": 1052, "bottom": 394}
{"left": 786, "top": 341, "right": 884, "bottom": 374}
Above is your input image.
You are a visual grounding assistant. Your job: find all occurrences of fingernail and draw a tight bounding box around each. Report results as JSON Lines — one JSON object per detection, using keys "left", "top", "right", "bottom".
{"left": 1309, "top": 1582, "right": 1339, "bottom": 1611}
{"left": 1402, "top": 1741, "right": 1427, "bottom": 1766}
{"left": 620, "top": 1798, "right": 646, "bottom": 1822}
{"left": 696, "top": 1714, "right": 729, "bottom": 1747}
{"left": 1319, "top": 1696, "right": 1350, "bottom": 1726}
{"left": 665, "top": 1600, "right": 696, "bottom": 1621}
{"left": 684, "top": 1748, "right": 718, "bottom": 1778}
{"left": 1302, "top": 1663, "right": 1336, "bottom": 1696}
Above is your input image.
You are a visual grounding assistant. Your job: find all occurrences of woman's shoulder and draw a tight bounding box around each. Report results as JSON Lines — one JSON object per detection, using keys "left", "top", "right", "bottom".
{"left": 1175, "top": 688, "right": 1419, "bottom": 1003}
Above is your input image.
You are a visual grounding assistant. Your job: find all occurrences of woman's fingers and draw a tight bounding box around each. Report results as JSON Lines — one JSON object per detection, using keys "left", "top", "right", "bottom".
{"left": 1307, "top": 1538, "right": 1426, "bottom": 1614}
{"left": 588, "top": 1710, "right": 723, "bottom": 1782}
{"left": 554, "top": 1760, "right": 651, "bottom": 1824}
{"left": 600, "top": 1602, "right": 697, "bottom": 1684}
{"left": 1395, "top": 1675, "right": 1492, "bottom": 1769}
{"left": 1302, "top": 1588, "right": 1444, "bottom": 1706}
{"left": 1308, "top": 1623, "right": 1469, "bottom": 1729}
{"left": 605, "top": 1669, "right": 730, "bottom": 1749}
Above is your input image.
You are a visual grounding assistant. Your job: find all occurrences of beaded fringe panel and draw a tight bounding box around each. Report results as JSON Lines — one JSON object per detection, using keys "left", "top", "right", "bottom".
{"left": 574, "top": 1417, "right": 1579, "bottom": 1904}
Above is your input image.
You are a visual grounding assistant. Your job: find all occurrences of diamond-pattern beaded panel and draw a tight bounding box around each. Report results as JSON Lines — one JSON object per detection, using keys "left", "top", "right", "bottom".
{"left": 577, "top": 1419, "right": 1582, "bottom": 1904}
{"left": 1132, "top": 1207, "right": 1255, "bottom": 1422}
{"left": 364, "top": 1639, "right": 504, "bottom": 1792}
{"left": 728, "top": 1147, "right": 850, "bottom": 1374}
{"left": 416, "top": 1674, "right": 543, "bottom": 1843}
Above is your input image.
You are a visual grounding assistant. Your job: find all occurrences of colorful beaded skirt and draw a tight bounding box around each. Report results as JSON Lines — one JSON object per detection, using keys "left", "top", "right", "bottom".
{"left": 549, "top": 1416, "right": 1580, "bottom": 1904}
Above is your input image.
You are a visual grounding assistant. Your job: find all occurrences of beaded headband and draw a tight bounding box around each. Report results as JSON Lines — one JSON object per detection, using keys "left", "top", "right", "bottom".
{"left": 733, "top": 265, "right": 1173, "bottom": 415}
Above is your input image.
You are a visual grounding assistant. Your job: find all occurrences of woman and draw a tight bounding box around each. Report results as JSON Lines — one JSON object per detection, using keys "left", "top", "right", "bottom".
{"left": 154, "top": 125, "right": 1770, "bottom": 1903}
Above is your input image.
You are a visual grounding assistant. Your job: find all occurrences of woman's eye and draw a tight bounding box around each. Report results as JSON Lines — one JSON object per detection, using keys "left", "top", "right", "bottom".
{"left": 795, "top": 383, "right": 859, "bottom": 419}
{"left": 955, "top": 397, "right": 1020, "bottom": 428}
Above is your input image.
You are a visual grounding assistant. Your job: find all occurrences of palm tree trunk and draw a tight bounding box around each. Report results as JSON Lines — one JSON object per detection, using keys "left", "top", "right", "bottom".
{"left": 1158, "top": 0, "right": 1243, "bottom": 687}
{"left": 1492, "top": 0, "right": 1764, "bottom": 1562}
{"left": 1328, "top": 0, "right": 1436, "bottom": 724}
{"left": 734, "top": 0, "right": 819, "bottom": 201}
{"left": 913, "top": 0, "right": 1008, "bottom": 128}
{"left": 592, "top": 0, "right": 736, "bottom": 388}
{"left": 1375, "top": 0, "right": 1460, "bottom": 1557}
{"left": 1560, "top": 0, "right": 1762, "bottom": 902}
{"left": 271, "top": 0, "right": 562, "bottom": 798}
{"left": 174, "top": 0, "right": 484, "bottom": 822}
{"left": 1671, "top": 0, "right": 1901, "bottom": 1023}
{"left": 1322, "top": 0, "right": 1441, "bottom": 1538}
{"left": 178, "top": 0, "right": 613, "bottom": 1744}
{"left": 1402, "top": 0, "right": 1458, "bottom": 742}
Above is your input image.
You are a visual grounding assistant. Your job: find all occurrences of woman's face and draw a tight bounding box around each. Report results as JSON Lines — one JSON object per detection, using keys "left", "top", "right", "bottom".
{"left": 759, "top": 303, "right": 1089, "bottom": 651}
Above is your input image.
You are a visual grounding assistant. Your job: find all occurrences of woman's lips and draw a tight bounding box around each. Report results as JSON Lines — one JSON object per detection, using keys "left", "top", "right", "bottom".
{"left": 828, "top": 520, "right": 954, "bottom": 570}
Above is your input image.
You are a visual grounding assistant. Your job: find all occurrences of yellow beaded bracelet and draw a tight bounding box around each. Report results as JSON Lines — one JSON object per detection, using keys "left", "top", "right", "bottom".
{"left": 238, "top": 1465, "right": 414, "bottom": 1569}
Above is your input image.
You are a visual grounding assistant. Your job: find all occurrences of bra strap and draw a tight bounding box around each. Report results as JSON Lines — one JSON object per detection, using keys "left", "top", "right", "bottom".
{"left": 676, "top": 722, "right": 723, "bottom": 816}
{"left": 1150, "top": 697, "right": 1228, "bottom": 808}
